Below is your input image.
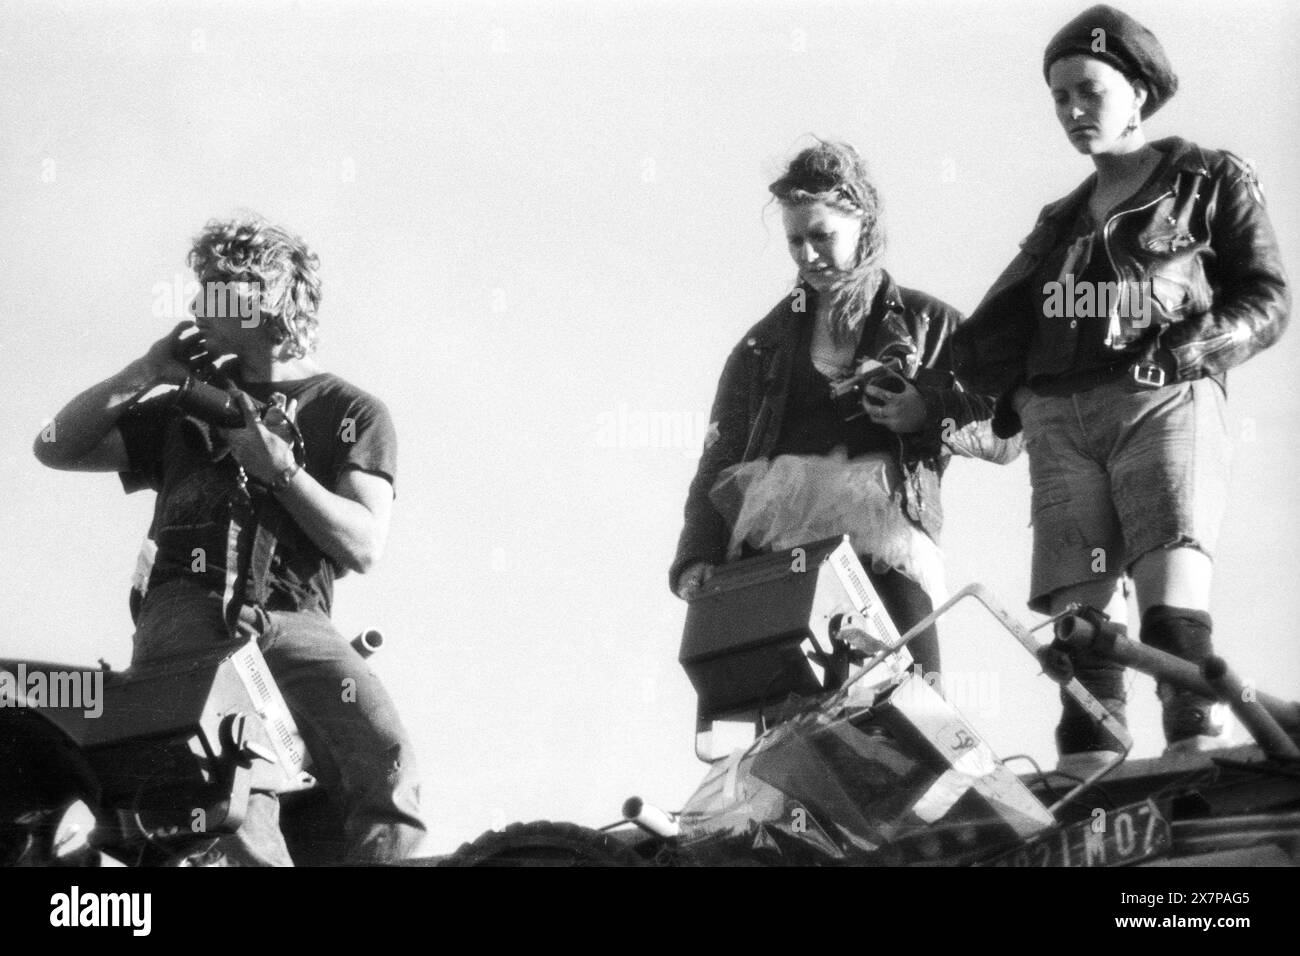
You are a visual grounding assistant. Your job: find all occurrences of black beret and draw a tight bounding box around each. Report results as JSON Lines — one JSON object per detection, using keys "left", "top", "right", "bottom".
{"left": 1043, "top": 4, "right": 1178, "bottom": 118}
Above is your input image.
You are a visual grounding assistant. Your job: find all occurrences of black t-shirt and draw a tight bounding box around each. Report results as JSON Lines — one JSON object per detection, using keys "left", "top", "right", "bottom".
{"left": 1028, "top": 207, "right": 1130, "bottom": 388}
{"left": 1027, "top": 159, "right": 1171, "bottom": 391}
{"left": 118, "top": 373, "right": 397, "bottom": 616}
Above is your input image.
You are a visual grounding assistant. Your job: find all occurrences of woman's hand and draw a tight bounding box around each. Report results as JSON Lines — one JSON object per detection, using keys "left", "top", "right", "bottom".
{"left": 863, "top": 380, "right": 927, "bottom": 433}
{"left": 676, "top": 561, "right": 715, "bottom": 601}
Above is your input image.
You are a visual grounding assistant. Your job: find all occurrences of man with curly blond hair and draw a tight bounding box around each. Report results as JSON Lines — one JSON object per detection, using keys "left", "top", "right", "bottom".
{"left": 34, "top": 215, "right": 426, "bottom": 865}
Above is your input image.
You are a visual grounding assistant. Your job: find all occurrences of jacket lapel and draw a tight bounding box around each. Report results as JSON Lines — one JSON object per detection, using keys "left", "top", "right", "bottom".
{"left": 744, "top": 288, "right": 805, "bottom": 461}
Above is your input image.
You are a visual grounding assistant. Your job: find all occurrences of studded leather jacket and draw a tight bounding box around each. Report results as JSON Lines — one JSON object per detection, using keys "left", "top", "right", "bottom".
{"left": 670, "top": 273, "right": 1010, "bottom": 593}
{"left": 952, "top": 137, "right": 1290, "bottom": 436}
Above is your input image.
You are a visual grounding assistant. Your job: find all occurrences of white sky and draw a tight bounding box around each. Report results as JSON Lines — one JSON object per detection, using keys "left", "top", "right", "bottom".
{"left": 2, "top": 0, "right": 1297, "bottom": 856}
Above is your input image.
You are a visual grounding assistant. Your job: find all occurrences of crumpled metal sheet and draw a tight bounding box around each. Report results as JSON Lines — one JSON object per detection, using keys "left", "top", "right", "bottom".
{"left": 677, "top": 674, "right": 1051, "bottom": 865}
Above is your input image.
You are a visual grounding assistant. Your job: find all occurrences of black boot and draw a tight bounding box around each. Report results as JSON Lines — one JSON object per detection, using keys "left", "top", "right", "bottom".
{"left": 1055, "top": 641, "right": 1128, "bottom": 756}
{"left": 1140, "top": 605, "right": 1222, "bottom": 747}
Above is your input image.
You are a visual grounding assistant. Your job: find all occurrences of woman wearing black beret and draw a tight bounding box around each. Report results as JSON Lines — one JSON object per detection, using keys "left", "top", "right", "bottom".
{"left": 951, "top": 5, "right": 1289, "bottom": 766}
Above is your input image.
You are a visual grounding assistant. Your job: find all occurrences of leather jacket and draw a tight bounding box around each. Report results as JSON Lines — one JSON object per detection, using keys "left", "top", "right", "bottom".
{"left": 953, "top": 137, "right": 1289, "bottom": 436}
{"left": 670, "top": 272, "right": 1010, "bottom": 592}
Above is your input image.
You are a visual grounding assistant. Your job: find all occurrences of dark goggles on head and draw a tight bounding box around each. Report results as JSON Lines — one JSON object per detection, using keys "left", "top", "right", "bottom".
{"left": 769, "top": 174, "right": 866, "bottom": 212}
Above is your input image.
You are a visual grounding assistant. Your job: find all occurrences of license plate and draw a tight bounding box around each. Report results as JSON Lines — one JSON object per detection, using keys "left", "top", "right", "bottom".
{"left": 985, "top": 798, "right": 1171, "bottom": 867}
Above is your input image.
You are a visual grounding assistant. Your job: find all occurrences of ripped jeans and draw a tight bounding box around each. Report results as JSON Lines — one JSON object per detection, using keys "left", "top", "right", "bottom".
{"left": 133, "top": 578, "right": 427, "bottom": 865}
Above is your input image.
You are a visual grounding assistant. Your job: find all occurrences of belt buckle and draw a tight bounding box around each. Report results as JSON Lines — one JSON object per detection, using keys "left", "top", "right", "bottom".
{"left": 1130, "top": 361, "right": 1166, "bottom": 389}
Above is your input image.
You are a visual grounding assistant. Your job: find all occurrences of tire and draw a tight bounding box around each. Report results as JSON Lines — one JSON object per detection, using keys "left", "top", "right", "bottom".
{"left": 0, "top": 711, "right": 101, "bottom": 866}
{"left": 442, "top": 821, "right": 646, "bottom": 867}
{"left": 0, "top": 710, "right": 99, "bottom": 814}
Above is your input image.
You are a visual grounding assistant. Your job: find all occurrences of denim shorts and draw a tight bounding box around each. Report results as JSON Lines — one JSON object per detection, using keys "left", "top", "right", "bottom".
{"left": 1017, "top": 377, "right": 1231, "bottom": 613}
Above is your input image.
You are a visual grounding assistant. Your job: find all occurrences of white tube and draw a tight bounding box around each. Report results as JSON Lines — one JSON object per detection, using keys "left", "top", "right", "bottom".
{"left": 622, "top": 796, "right": 680, "bottom": 838}
{"left": 351, "top": 628, "right": 384, "bottom": 659}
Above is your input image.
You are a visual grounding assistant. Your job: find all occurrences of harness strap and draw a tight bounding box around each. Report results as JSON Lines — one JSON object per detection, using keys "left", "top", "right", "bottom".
{"left": 219, "top": 401, "right": 308, "bottom": 636}
{"left": 221, "top": 468, "right": 258, "bottom": 638}
{"left": 246, "top": 509, "right": 282, "bottom": 608}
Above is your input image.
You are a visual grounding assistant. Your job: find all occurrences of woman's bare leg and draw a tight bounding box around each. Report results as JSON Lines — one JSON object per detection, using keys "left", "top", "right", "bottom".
{"left": 1130, "top": 546, "right": 1212, "bottom": 615}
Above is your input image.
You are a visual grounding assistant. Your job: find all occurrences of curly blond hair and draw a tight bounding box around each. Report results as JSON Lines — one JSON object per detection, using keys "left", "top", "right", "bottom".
{"left": 188, "top": 216, "right": 322, "bottom": 358}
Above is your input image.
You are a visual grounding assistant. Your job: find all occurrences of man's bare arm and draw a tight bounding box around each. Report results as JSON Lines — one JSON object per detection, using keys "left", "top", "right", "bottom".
{"left": 33, "top": 326, "right": 191, "bottom": 472}
{"left": 219, "top": 393, "right": 392, "bottom": 574}
{"left": 273, "top": 468, "right": 394, "bottom": 575}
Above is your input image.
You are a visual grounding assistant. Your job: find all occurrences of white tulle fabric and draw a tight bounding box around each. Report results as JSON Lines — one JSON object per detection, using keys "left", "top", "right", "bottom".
{"left": 709, "top": 447, "right": 947, "bottom": 601}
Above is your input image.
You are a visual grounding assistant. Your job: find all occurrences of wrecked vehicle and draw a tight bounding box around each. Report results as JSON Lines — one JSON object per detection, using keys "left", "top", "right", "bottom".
{"left": 446, "top": 536, "right": 1300, "bottom": 867}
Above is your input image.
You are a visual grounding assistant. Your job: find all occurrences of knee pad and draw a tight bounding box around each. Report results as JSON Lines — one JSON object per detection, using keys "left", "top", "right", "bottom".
{"left": 1140, "top": 605, "right": 1213, "bottom": 662}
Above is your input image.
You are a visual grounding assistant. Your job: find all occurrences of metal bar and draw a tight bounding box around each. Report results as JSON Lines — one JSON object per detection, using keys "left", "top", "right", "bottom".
{"left": 1057, "top": 615, "right": 1300, "bottom": 732}
{"left": 1203, "top": 657, "right": 1300, "bottom": 757}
